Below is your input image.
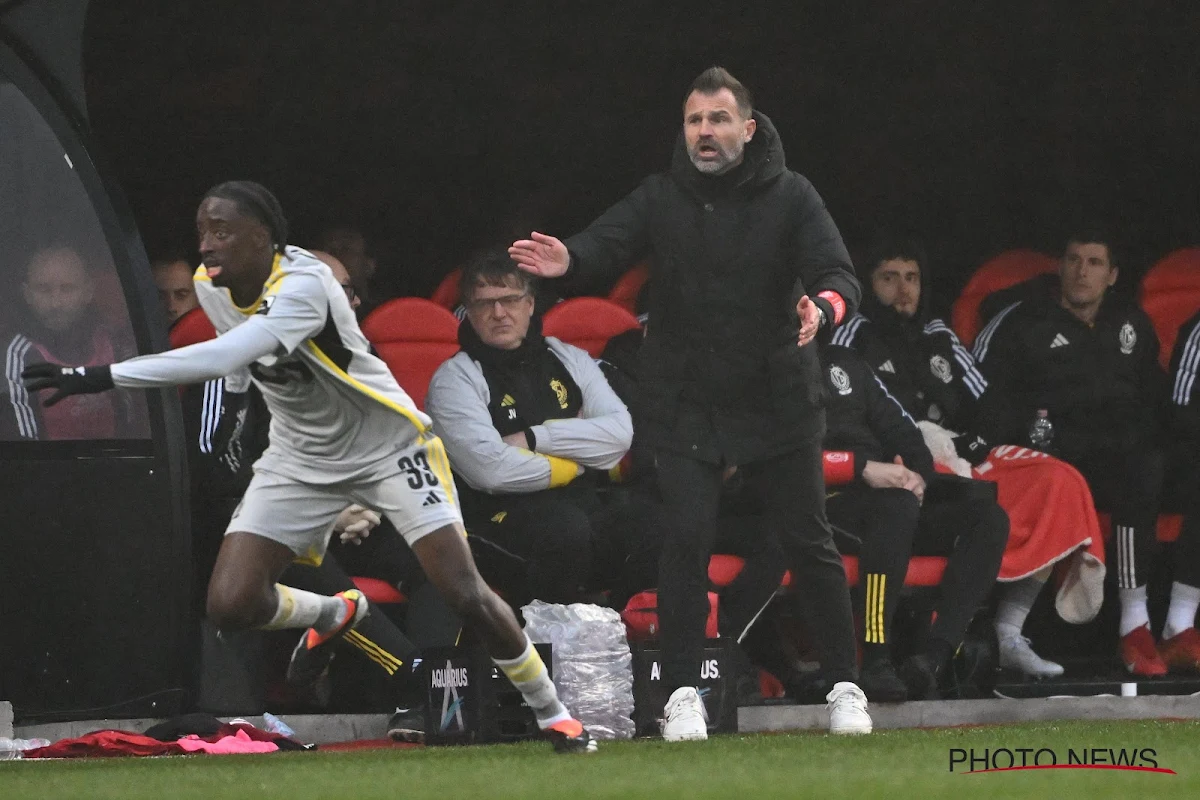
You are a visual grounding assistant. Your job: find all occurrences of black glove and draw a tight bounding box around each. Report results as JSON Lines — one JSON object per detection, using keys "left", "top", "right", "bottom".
{"left": 953, "top": 432, "right": 992, "bottom": 466}
{"left": 21, "top": 363, "right": 114, "bottom": 407}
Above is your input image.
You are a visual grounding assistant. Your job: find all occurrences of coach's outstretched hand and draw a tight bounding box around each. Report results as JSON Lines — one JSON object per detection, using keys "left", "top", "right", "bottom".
{"left": 21, "top": 363, "right": 114, "bottom": 407}
{"left": 509, "top": 232, "right": 569, "bottom": 278}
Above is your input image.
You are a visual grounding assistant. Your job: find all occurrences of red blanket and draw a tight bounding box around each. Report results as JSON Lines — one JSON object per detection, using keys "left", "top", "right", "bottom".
{"left": 974, "top": 445, "right": 1106, "bottom": 623}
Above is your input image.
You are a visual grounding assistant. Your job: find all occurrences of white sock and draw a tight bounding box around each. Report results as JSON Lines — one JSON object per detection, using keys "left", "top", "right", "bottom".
{"left": 260, "top": 584, "right": 348, "bottom": 632}
{"left": 1118, "top": 585, "right": 1150, "bottom": 637}
{"left": 995, "top": 576, "right": 1047, "bottom": 642}
{"left": 493, "top": 636, "right": 571, "bottom": 729}
{"left": 1163, "top": 582, "right": 1200, "bottom": 639}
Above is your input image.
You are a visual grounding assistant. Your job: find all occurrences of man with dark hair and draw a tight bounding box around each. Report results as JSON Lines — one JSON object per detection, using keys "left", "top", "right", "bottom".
{"left": 510, "top": 66, "right": 871, "bottom": 738}
{"left": 23, "top": 181, "right": 596, "bottom": 754}
{"left": 151, "top": 252, "right": 200, "bottom": 325}
{"left": 820, "top": 344, "right": 1008, "bottom": 700}
{"left": 426, "top": 250, "right": 657, "bottom": 609}
{"left": 834, "top": 237, "right": 1107, "bottom": 678}
{"left": 973, "top": 234, "right": 1200, "bottom": 676}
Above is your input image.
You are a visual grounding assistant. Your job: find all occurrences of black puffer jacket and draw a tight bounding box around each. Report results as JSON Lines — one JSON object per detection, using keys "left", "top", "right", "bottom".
{"left": 564, "top": 112, "right": 860, "bottom": 464}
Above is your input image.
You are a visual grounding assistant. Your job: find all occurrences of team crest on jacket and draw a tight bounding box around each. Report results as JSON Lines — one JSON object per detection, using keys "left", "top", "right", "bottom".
{"left": 929, "top": 354, "right": 953, "bottom": 384}
{"left": 1119, "top": 322, "right": 1136, "bottom": 355}
{"left": 829, "top": 365, "right": 852, "bottom": 395}
{"left": 550, "top": 378, "right": 569, "bottom": 409}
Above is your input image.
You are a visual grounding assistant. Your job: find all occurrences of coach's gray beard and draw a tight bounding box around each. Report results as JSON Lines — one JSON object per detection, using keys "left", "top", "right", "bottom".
{"left": 688, "top": 143, "right": 744, "bottom": 175}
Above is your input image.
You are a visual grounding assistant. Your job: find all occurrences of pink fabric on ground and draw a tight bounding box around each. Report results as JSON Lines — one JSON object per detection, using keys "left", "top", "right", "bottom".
{"left": 176, "top": 729, "right": 279, "bottom": 754}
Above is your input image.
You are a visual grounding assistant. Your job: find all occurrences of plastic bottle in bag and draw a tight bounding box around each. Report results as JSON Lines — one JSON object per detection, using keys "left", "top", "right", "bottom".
{"left": 522, "top": 600, "right": 636, "bottom": 740}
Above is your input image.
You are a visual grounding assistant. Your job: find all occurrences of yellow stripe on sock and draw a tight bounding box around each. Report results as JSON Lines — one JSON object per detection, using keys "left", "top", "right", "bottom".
{"left": 864, "top": 575, "right": 876, "bottom": 644}
{"left": 501, "top": 647, "right": 546, "bottom": 685}
{"left": 345, "top": 629, "right": 403, "bottom": 674}
{"left": 874, "top": 574, "right": 886, "bottom": 645}
{"left": 346, "top": 636, "right": 398, "bottom": 675}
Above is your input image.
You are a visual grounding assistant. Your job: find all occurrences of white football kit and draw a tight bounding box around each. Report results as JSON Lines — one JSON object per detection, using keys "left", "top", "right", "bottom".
{"left": 110, "top": 246, "right": 460, "bottom": 560}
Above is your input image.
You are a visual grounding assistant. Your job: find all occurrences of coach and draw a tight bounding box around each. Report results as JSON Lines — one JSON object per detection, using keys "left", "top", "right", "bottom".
{"left": 510, "top": 67, "right": 869, "bottom": 739}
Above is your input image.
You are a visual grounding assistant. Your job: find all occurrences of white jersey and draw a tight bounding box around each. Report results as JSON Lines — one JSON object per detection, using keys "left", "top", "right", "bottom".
{"left": 193, "top": 246, "right": 429, "bottom": 483}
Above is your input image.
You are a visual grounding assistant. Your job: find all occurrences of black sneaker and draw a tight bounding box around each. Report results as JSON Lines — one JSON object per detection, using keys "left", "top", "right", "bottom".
{"left": 858, "top": 659, "right": 908, "bottom": 703}
{"left": 387, "top": 706, "right": 426, "bottom": 744}
{"left": 898, "top": 653, "right": 939, "bottom": 701}
{"left": 545, "top": 719, "right": 598, "bottom": 754}
{"left": 286, "top": 589, "right": 369, "bottom": 687}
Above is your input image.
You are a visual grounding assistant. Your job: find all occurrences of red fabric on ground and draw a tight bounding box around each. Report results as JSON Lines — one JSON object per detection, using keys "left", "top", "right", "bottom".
{"left": 973, "top": 445, "right": 1106, "bottom": 622}
{"left": 24, "top": 730, "right": 186, "bottom": 758}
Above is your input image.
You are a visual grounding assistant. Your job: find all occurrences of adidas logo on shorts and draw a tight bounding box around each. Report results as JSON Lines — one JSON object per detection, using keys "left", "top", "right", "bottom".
{"left": 422, "top": 491, "right": 442, "bottom": 506}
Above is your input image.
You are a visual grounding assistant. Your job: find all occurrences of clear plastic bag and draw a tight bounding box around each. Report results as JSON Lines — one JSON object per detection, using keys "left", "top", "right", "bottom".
{"left": 523, "top": 600, "right": 636, "bottom": 740}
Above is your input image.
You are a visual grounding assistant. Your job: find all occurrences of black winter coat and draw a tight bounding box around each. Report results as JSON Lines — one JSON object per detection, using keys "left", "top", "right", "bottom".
{"left": 564, "top": 112, "right": 860, "bottom": 464}
{"left": 972, "top": 279, "right": 1166, "bottom": 456}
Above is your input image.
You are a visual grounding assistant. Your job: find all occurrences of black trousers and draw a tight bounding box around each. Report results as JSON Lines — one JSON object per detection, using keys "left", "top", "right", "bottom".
{"left": 468, "top": 490, "right": 661, "bottom": 609}
{"left": 655, "top": 440, "right": 858, "bottom": 691}
{"left": 1069, "top": 447, "right": 1165, "bottom": 590}
{"left": 826, "top": 485, "right": 1008, "bottom": 660}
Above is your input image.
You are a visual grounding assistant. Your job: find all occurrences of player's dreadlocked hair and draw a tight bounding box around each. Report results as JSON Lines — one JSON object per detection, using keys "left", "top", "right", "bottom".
{"left": 202, "top": 180, "right": 289, "bottom": 253}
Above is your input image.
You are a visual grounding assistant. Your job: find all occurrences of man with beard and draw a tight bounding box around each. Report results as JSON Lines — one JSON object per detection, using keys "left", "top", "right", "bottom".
{"left": 833, "top": 238, "right": 1109, "bottom": 678}
{"left": 510, "top": 67, "right": 871, "bottom": 738}
{"left": 2, "top": 246, "right": 143, "bottom": 439}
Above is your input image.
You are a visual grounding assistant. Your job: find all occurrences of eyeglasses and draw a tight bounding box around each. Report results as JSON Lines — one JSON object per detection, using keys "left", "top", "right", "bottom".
{"left": 463, "top": 292, "right": 530, "bottom": 314}
{"left": 340, "top": 283, "right": 357, "bottom": 303}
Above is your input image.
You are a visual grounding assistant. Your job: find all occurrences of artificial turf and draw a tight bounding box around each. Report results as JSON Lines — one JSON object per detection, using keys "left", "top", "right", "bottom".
{"left": 2, "top": 719, "right": 1197, "bottom": 800}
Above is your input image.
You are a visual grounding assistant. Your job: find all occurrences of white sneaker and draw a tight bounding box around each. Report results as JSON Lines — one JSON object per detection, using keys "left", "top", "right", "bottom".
{"left": 826, "top": 681, "right": 872, "bottom": 735}
{"left": 662, "top": 687, "right": 708, "bottom": 742}
{"left": 998, "top": 635, "right": 1065, "bottom": 678}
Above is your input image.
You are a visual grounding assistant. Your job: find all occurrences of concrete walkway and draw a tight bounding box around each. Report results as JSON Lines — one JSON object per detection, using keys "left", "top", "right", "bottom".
{"left": 739, "top": 694, "right": 1200, "bottom": 733}
{"left": 9, "top": 694, "right": 1200, "bottom": 745}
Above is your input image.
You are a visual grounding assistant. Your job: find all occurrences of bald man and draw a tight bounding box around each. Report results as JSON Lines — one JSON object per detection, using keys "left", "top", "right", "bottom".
{"left": 2, "top": 246, "right": 140, "bottom": 439}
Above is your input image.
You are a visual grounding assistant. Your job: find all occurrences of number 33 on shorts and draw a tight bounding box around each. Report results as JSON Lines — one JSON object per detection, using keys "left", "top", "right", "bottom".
{"left": 398, "top": 449, "right": 439, "bottom": 490}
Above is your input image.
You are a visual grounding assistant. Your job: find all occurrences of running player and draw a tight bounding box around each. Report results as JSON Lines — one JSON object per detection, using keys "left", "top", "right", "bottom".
{"left": 23, "top": 181, "right": 594, "bottom": 753}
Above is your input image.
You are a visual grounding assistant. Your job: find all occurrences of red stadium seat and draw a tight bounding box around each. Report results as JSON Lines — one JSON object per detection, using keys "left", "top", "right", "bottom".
{"left": 951, "top": 249, "right": 1058, "bottom": 346}
{"left": 607, "top": 261, "right": 650, "bottom": 314}
{"left": 361, "top": 297, "right": 460, "bottom": 409}
{"left": 1139, "top": 248, "right": 1200, "bottom": 369}
{"left": 430, "top": 268, "right": 462, "bottom": 310}
{"left": 542, "top": 297, "right": 641, "bottom": 357}
{"left": 168, "top": 307, "right": 217, "bottom": 349}
{"left": 707, "top": 552, "right": 946, "bottom": 590}
{"left": 351, "top": 576, "right": 407, "bottom": 605}
{"left": 623, "top": 553, "right": 947, "bottom": 643}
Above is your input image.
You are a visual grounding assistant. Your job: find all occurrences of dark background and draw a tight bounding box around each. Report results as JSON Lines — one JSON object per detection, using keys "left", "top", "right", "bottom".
{"left": 81, "top": 1, "right": 1200, "bottom": 313}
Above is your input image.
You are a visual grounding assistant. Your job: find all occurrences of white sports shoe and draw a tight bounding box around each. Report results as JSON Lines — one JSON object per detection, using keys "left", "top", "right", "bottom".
{"left": 662, "top": 686, "right": 709, "bottom": 742}
{"left": 826, "top": 681, "right": 873, "bottom": 735}
{"left": 998, "top": 635, "right": 1065, "bottom": 678}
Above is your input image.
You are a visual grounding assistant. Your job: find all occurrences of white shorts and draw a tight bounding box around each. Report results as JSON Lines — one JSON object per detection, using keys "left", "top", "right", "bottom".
{"left": 227, "top": 436, "right": 462, "bottom": 564}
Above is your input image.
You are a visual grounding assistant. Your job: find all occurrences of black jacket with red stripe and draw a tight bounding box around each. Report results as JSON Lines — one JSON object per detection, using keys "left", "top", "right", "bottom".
{"left": 561, "top": 112, "right": 860, "bottom": 464}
